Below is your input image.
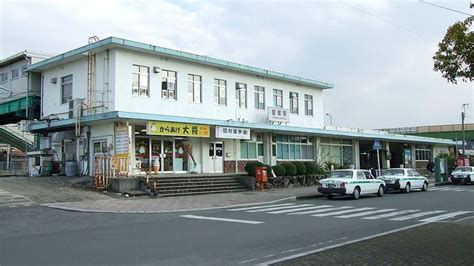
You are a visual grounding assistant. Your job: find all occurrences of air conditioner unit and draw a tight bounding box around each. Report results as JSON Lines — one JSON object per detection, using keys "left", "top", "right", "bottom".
{"left": 68, "top": 98, "right": 83, "bottom": 119}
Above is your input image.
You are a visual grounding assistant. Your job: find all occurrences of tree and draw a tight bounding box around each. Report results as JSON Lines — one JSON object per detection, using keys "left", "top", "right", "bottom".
{"left": 433, "top": 16, "right": 473, "bottom": 84}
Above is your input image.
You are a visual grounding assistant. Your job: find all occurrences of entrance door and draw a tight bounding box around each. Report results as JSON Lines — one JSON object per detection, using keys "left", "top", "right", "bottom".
{"left": 209, "top": 142, "right": 224, "bottom": 173}
{"left": 162, "top": 140, "right": 174, "bottom": 172}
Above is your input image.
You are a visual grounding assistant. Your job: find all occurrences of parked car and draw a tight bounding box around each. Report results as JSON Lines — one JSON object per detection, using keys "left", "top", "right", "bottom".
{"left": 450, "top": 166, "right": 474, "bottom": 185}
{"left": 318, "top": 169, "right": 386, "bottom": 200}
{"left": 380, "top": 168, "right": 428, "bottom": 193}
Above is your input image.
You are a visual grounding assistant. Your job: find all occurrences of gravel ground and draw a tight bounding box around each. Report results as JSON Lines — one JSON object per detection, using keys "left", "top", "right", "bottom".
{"left": 0, "top": 175, "right": 117, "bottom": 203}
{"left": 276, "top": 218, "right": 474, "bottom": 265}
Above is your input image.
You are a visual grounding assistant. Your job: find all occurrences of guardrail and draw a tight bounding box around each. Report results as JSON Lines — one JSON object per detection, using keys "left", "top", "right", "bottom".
{"left": 0, "top": 159, "right": 28, "bottom": 176}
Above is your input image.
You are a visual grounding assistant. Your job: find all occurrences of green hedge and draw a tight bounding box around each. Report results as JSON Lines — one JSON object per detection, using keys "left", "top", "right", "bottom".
{"left": 281, "top": 162, "right": 297, "bottom": 176}
{"left": 304, "top": 162, "right": 316, "bottom": 175}
{"left": 244, "top": 161, "right": 264, "bottom": 177}
{"left": 272, "top": 165, "right": 286, "bottom": 176}
{"left": 293, "top": 161, "right": 307, "bottom": 175}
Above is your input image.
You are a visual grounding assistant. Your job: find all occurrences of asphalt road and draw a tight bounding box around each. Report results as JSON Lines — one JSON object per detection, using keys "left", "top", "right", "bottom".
{"left": 1, "top": 184, "right": 474, "bottom": 265}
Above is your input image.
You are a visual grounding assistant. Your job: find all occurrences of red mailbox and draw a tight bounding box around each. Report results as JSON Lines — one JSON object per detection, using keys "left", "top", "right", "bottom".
{"left": 256, "top": 167, "right": 268, "bottom": 191}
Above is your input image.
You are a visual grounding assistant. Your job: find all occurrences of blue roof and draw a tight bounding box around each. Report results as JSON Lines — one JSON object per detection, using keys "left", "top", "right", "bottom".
{"left": 29, "top": 111, "right": 455, "bottom": 145}
{"left": 27, "top": 37, "right": 334, "bottom": 90}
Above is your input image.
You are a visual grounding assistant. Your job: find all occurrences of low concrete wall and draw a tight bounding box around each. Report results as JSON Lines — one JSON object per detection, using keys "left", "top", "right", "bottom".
{"left": 111, "top": 177, "right": 141, "bottom": 193}
{"left": 235, "top": 175, "right": 256, "bottom": 191}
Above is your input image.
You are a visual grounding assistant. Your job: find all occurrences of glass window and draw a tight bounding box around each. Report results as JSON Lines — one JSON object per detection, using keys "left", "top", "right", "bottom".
{"left": 304, "top": 94, "right": 313, "bottom": 116}
{"left": 22, "top": 65, "right": 28, "bottom": 77}
{"left": 214, "top": 79, "right": 226, "bottom": 105}
{"left": 240, "top": 141, "right": 261, "bottom": 160}
{"left": 132, "top": 65, "right": 149, "bottom": 97}
{"left": 187, "top": 74, "right": 201, "bottom": 103}
{"left": 273, "top": 89, "right": 283, "bottom": 108}
{"left": 161, "top": 70, "right": 177, "bottom": 100}
{"left": 0, "top": 72, "right": 7, "bottom": 83}
{"left": 254, "top": 86, "right": 265, "bottom": 110}
{"left": 258, "top": 143, "right": 264, "bottom": 157}
{"left": 235, "top": 82, "right": 247, "bottom": 108}
{"left": 275, "top": 135, "right": 314, "bottom": 160}
{"left": 290, "top": 92, "right": 298, "bottom": 114}
{"left": 61, "top": 74, "right": 73, "bottom": 104}
{"left": 357, "top": 171, "right": 366, "bottom": 179}
{"left": 11, "top": 68, "right": 19, "bottom": 80}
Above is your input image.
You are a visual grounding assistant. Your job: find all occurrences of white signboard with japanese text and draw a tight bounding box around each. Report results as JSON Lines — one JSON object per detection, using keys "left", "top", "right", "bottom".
{"left": 216, "top": 126, "right": 251, "bottom": 140}
{"left": 267, "top": 107, "right": 290, "bottom": 123}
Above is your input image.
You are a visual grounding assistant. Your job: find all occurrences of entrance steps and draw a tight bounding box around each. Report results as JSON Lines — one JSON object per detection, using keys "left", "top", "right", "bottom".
{"left": 155, "top": 175, "right": 249, "bottom": 197}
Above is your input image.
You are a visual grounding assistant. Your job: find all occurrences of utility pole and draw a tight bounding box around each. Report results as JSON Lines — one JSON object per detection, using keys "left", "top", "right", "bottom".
{"left": 462, "top": 103, "right": 469, "bottom": 157}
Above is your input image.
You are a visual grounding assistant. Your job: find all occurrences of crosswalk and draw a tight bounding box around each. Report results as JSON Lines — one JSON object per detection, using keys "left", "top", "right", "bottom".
{"left": 0, "top": 189, "right": 34, "bottom": 208}
{"left": 429, "top": 187, "right": 474, "bottom": 192}
{"left": 226, "top": 203, "right": 473, "bottom": 223}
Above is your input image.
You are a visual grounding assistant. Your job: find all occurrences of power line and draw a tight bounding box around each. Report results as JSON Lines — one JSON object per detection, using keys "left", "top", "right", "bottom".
{"left": 339, "top": 0, "right": 436, "bottom": 42}
{"left": 418, "top": 0, "right": 472, "bottom": 17}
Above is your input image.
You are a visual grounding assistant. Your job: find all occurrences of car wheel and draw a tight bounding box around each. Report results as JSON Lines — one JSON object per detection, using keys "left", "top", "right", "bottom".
{"left": 326, "top": 194, "right": 333, "bottom": 200}
{"left": 403, "top": 183, "right": 411, "bottom": 193}
{"left": 377, "top": 185, "right": 384, "bottom": 197}
{"left": 352, "top": 187, "right": 360, "bottom": 200}
{"left": 421, "top": 182, "right": 428, "bottom": 192}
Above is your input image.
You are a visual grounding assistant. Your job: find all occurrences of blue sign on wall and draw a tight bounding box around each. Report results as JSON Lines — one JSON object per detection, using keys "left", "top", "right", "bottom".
{"left": 373, "top": 139, "right": 382, "bottom": 150}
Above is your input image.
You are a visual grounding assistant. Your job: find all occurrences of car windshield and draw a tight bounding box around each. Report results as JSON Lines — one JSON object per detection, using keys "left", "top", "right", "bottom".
{"left": 383, "top": 169, "right": 405, "bottom": 176}
{"left": 455, "top": 167, "right": 472, "bottom": 172}
{"left": 329, "top": 171, "right": 353, "bottom": 179}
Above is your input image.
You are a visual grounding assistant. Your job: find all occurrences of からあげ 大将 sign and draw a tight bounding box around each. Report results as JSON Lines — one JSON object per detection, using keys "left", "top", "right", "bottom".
{"left": 147, "top": 121, "right": 210, "bottom": 138}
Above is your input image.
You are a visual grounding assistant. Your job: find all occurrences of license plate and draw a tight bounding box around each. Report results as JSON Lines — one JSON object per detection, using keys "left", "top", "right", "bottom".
{"left": 386, "top": 180, "right": 393, "bottom": 184}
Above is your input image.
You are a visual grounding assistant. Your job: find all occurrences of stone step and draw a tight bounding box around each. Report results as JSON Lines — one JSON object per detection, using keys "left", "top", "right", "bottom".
{"left": 151, "top": 177, "right": 238, "bottom": 182}
{"left": 156, "top": 180, "right": 241, "bottom": 187}
{"left": 158, "top": 188, "right": 249, "bottom": 197}
{"left": 157, "top": 185, "right": 245, "bottom": 193}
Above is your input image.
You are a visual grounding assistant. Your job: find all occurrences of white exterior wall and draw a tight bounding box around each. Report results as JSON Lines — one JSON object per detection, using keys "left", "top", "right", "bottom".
{"left": 0, "top": 58, "right": 29, "bottom": 103}
{"left": 113, "top": 49, "right": 324, "bottom": 128}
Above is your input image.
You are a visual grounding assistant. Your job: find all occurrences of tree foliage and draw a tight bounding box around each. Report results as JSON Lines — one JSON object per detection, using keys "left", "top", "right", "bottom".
{"left": 433, "top": 16, "right": 473, "bottom": 84}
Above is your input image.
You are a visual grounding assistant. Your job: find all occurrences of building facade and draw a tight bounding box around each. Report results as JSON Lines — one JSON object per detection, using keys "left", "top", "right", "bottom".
{"left": 27, "top": 37, "right": 454, "bottom": 176}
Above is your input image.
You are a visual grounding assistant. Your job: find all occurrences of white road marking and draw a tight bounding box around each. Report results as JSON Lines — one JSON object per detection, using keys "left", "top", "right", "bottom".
{"left": 226, "top": 203, "right": 294, "bottom": 211}
{"left": 362, "top": 210, "right": 420, "bottom": 220}
{"left": 247, "top": 204, "right": 312, "bottom": 213}
{"left": 335, "top": 209, "right": 397, "bottom": 218}
{"left": 453, "top": 189, "right": 465, "bottom": 192}
{"left": 311, "top": 207, "right": 375, "bottom": 217}
{"left": 429, "top": 187, "right": 442, "bottom": 191}
{"left": 389, "top": 210, "right": 446, "bottom": 221}
{"left": 180, "top": 215, "right": 264, "bottom": 225}
{"left": 281, "top": 248, "right": 303, "bottom": 254}
{"left": 288, "top": 206, "right": 353, "bottom": 215}
{"left": 267, "top": 205, "right": 333, "bottom": 214}
{"left": 455, "top": 215, "right": 474, "bottom": 222}
{"left": 435, "top": 187, "right": 457, "bottom": 191}
{"left": 239, "top": 254, "right": 275, "bottom": 264}
{"left": 419, "top": 211, "right": 473, "bottom": 222}
{"left": 257, "top": 222, "right": 432, "bottom": 265}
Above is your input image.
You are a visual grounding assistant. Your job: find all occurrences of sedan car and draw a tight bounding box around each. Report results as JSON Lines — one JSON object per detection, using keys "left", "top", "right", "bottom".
{"left": 318, "top": 169, "right": 386, "bottom": 200}
{"left": 380, "top": 168, "right": 428, "bottom": 193}
{"left": 450, "top": 166, "right": 474, "bottom": 185}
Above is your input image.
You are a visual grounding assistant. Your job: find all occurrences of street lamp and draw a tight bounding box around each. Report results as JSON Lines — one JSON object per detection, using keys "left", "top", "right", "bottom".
{"left": 326, "top": 113, "right": 333, "bottom": 126}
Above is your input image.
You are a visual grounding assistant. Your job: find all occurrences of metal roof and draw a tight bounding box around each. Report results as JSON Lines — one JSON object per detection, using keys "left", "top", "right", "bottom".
{"left": 29, "top": 111, "right": 455, "bottom": 145}
{"left": 27, "top": 37, "right": 334, "bottom": 90}
{"left": 0, "top": 50, "right": 54, "bottom": 68}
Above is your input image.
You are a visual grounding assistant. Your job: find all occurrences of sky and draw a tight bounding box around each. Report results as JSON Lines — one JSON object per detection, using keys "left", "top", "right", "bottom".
{"left": 1, "top": 0, "right": 472, "bottom": 129}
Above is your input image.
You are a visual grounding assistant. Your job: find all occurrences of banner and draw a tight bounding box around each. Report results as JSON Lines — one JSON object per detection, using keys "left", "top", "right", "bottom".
{"left": 216, "top": 126, "right": 250, "bottom": 140}
{"left": 147, "top": 121, "right": 210, "bottom": 138}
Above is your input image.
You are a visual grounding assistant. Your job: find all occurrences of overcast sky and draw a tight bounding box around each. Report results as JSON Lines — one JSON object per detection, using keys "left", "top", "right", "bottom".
{"left": 1, "top": 0, "right": 472, "bottom": 129}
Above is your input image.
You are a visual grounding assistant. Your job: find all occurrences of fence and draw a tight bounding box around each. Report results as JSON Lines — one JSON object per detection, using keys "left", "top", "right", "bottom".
{"left": 0, "top": 159, "right": 28, "bottom": 176}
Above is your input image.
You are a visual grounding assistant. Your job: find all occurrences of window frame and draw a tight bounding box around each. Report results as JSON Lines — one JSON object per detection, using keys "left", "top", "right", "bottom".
{"left": 187, "top": 74, "right": 202, "bottom": 103}
{"left": 11, "top": 68, "right": 19, "bottom": 80}
{"left": 132, "top": 64, "right": 150, "bottom": 97}
{"left": 304, "top": 94, "right": 313, "bottom": 116}
{"left": 290, "top": 92, "right": 299, "bottom": 114}
{"left": 275, "top": 135, "right": 314, "bottom": 161}
{"left": 254, "top": 85, "right": 265, "bottom": 110}
{"left": 273, "top": 89, "right": 283, "bottom": 108}
{"left": 161, "top": 69, "right": 177, "bottom": 100}
{"left": 0, "top": 72, "right": 7, "bottom": 83}
{"left": 60, "top": 74, "right": 73, "bottom": 104}
{"left": 235, "top": 82, "right": 247, "bottom": 108}
{"left": 214, "top": 78, "right": 227, "bottom": 105}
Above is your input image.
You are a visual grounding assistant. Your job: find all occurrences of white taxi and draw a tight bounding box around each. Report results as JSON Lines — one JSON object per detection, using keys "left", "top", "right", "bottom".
{"left": 451, "top": 166, "right": 474, "bottom": 185}
{"left": 318, "top": 169, "right": 386, "bottom": 200}
{"left": 380, "top": 168, "right": 428, "bottom": 193}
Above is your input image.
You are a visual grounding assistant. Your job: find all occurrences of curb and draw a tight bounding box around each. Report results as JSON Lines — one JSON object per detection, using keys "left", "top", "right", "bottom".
{"left": 433, "top": 182, "right": 452, "bottom": 186}
{"left": 42, "top": 196, "right": 298, "bottom": 214}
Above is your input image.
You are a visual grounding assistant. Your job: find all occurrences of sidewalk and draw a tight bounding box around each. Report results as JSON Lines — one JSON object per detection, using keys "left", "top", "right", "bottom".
{"left": 44, "top": 186, "right": 319, "bottom": 213}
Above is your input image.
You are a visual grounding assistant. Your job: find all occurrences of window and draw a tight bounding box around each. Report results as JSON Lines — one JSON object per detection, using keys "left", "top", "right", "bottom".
{"left": 357, "top": 171, "right": 365, "bottom": 179}
{"left": 214, "top": 79, "right": 227, "bottom": 105}
{"left": 21, "top": 65, "right": 28, "bottom": 77}
{"left": 320, "top": 138, "right": 353, "bottom": 166}
{"left": 254, "top": 86, "right": 265, "bottom": 110}
{"left": 93, "top": 140, "right": 108, "bottom": 154}
{"left": 304, "top": 94, "right": 313, "bottom": 116}
{"left": 290, "top": 92, "right": 298, "bottom": 114}
{"left": 240, "top": 141, "right": 264, "bottom": 160}
{"left": 235, "top": 82, "right": 247, "bottom": 108}
{"left": 275, "top": 135, "right": 314, "bottom": 160}
{"left": 187, "top": 74, "right": 201, "bottom": 103}
{"left": 61, "top": 74, "right": 73, "bottom": 104}
{"left": 11, "top": 68, "right": 19, "bottom": 80}
{"left": 415, "top": 145, "right": 431, "bottom": 161}
{"left": 132, "top": 65, "right": 149, "bottom": 96}
{"left": 0, "top": 73, "right": 7, "bottom": 83}
{"left": 273, "top": 89, "right": 283, "bottom": 108}
{"left": 161, "top": 70, "right": 177, "bottom": 100}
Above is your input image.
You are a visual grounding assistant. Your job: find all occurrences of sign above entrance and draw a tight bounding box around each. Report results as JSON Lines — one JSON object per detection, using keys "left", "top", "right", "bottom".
{"left": 216, "top": 126, "right": 250, "bottom": 140}
{"left": 267, "top": 107, "right": 290, "bottom": 123}
{"left": 147, "top": 121, "right": 210, "bottom": 138}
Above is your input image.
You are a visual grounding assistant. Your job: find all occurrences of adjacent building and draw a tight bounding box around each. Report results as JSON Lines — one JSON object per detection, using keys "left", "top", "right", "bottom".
{"left": 26, "top": 37, "right": 454, "bottom": 176}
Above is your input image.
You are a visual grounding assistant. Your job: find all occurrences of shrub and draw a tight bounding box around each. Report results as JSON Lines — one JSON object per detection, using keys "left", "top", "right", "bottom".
{"left": 272, "top": 165, "right": 286, "bottom": 177}
{"left": 293, "top": 161, "right": 307, "bottom": 175}
{"left": 304, "top": 162, "right": 316, "bottom": 175}
{"left": 281, "top": 162, "right": 297, "bottom": 176}
{"left": 244, "top": 161, "right": 264, "bottom": 177}
{"left": 315, "top": 163, "right": 330, "bottom": 175}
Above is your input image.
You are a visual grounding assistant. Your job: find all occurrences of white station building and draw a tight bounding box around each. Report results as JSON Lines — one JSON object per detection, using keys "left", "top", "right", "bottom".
{"left": 26, "top": 37, "right": 454, "bottom": 176}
